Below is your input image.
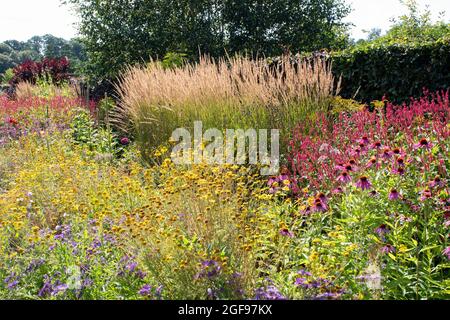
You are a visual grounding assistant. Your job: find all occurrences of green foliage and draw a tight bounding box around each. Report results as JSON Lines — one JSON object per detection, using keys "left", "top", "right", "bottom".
{"left": 357, "top": 0, "right": 450, "bottom": 47}
{"left": 69, "top": 108, "right": 124, "bottom": 158}
{"left": 62, "top": 0, "right": 351, "bottom": 82}
{"left": 332, "top": 40, "right": 450, "bottom": 103}
{"left": 0, "top": 35, "right": 87, "bottom": 75}
{"left": 161, "top": 52, "right": 188, "bottom": 70}
{"left": 1, "top": 68, "right": 14, "bottom": 85}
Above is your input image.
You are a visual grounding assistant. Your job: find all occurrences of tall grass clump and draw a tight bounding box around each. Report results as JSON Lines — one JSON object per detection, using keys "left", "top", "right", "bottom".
{"left": 115, "top": 55, "right": 339, "bottom": 161}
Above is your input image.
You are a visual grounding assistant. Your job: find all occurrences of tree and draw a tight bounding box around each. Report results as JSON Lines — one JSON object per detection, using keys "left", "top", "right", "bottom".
{"left": 63, "top": 0, "right": 351, "bottom": 81}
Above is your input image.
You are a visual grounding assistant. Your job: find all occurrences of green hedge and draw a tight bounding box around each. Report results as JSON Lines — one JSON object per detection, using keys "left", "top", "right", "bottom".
{"left": 331, "top": 40, "right": 450, "bottom": 103}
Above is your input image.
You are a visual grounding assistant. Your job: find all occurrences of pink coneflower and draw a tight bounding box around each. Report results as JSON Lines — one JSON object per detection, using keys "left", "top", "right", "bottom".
{"left": 392, "top": 147, "right": 402, "bottom": 156}
{"left": 392, "top": 167, "right": 405, "bottom": 176}
{"left": 317, "top": 193, "right": 328, "bottom": 205}
{"left": 372, "top": 141, "right": 382, "bottom": 150}
{"left": 358, "top": 136, "right": 370, "bottom": 146}
{"left": 369, "top": 190, "right": 379, "bottom": 198}
{"left": 356, "top": 176, "right": 372, "bottom": 190}
{"left": 381, "top": 245, "right": 395, "bottom": 254}
{"left": 301, "top": 206, "right": 312, "bottom": 216}
{"left": 337, "top": 171, "right": 352, "bottom": 184}
{"left": 443, "top": 247, "right": 450, "bottom": 260}
{"left": 366, "top": 156, "right": 377, "bottom": 168}
{"left": 389, "top": 189, "right": 400, "bottom": 201}
{"left": 429, "top": 176, "right": 444, "bottom": 188}
{"left": 280, "top": 228, "right": 294, "bottom": 238}
{"left": 381, "top": 147, "right": 393, "bottom": 160}
{"left": 419, "top": 189, "right": 432, "bottom": 202}
{"left": 413, "top": 138, "right": 432, "bottom": 150}
{"left": 332, "top": 187, "right": 343, "bottom": 194}
{"left": 375, "top": 224, "right": 389, "bottom": 236}
{"left": 313, "top": 199, "right": 328, "bottom": 213}
{"left": 396, "top": 157, "right": 405, "bottom": 167}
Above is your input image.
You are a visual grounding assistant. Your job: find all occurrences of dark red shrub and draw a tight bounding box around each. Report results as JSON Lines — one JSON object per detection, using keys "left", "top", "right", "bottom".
{"left": 10, "top": 57, "right": 71, "bottom": 86}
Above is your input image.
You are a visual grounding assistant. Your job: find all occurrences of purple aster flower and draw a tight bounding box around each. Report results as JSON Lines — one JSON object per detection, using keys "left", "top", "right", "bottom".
{"left": 254, "top": 285, "right": 286, "bottom": 300}
{"left": 356, "top": 176, "right": 372, "bottom": 190}
{"left": 126, "top": 262, "right": 138, "bottom": 272}
{"left": 139, "top": 284, "right": 152, "bottom": 296}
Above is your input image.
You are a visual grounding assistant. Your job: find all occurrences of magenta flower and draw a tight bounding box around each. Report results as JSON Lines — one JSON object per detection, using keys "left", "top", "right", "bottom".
{"left": 429, "top": 176, "right": 444, "bottom": 188}
{"left": 279, "top": 228, "right": 294, "bottom": 238}
{"left": 366, "top": 157, "right": 377, "bottom": 168}
{"left": 381, "top": 147, "right": 393, "bottom": 160}
{"left": 372, "top": 141, "right": 382, "bottom": 150}
{"left": 313, "top": 200, "right": 328, "bottom": 213}
{"left": 389, "top": 189, "right": 400, "bottom": 201}
{"left": 443, "top": 247, "right": 450, "bottom": 260}
{"left": 413, "top": 138, "right": 432, "bottom": 150}
{"left": 381, "top": 245, "right": 395, "bottom": 254}
{"left": 139, "top": 284, "right": 152, "bottom": 296}
{"left": 392, "top": 167, "right": 405, "bottom": 176}
{"left": 356, "top": 176, "right": 372, "bottom": 190}
{"left": 375, "top": 224, "right": 389, "bottom": 236}
{"left": 120, "top": 137, "right": 130, "bottom": 146}
{"left": 337, "top": 171, "right": 351, "bottom": 184}
{"left": 332, "top": 187, "right": 344, "bottom": 194}
{"left": 419, "top": 189, "right": 432, "bottom": 202}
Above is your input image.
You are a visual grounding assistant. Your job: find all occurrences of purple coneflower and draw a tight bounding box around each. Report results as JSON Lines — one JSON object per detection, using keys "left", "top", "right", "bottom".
{"left": 301, "top": 206, "right": 312, "bottom": 216}
{"left": 381, "top": 244, "right": 395, "bottom": 254}
{"left": 332, "top": 187, "right": 343, "bottom": 194}
{"left": 429, "top": 176, "right": 444, "bottom": 188}
{"left": 337, "top": 171, "right": 351, "bottom": 184}
{"left": 419, "top": 189, "right": 432, "bottom": 202}
{"left": 366, "top": 156, "right": 377, "bottom": 168}
{"left": 375, "top": 224, "right": 389, "bottom": 236}
{"left": 356, "top": 176, "right": 372, "bottom": 190}
{"left": 279, "top": 228, "right": 294, "bottom": 238}
{"left": 414, "top": 138, "right": 432, "bottom": 150}
{"left": 443, "top": 247, "right": 450, "bottom": 260}
{"left": 313, "top": 199, "right": 328, "bottom": 212}
{"left": 392, "top": 167, "right": 405, "bottom": 176}
{"left": 381, "top": 147, "right": 392, "bottom": 160}
{"left": 372, "top": 141, "right": 382, "bottom": 150}
{"left": 389, "top": 189, "right": 400, "bottom": 201}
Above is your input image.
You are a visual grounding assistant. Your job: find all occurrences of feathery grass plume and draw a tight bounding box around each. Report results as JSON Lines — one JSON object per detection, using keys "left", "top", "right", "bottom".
{"left": 114, "top": 55, "right": 339, "bottom": 161}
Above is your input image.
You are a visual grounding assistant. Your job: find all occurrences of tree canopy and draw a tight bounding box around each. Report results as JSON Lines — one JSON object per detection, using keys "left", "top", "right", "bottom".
{"left": 0, "top": 35, "right": 86, "bottom": 76}
{"left": 63, "top": 0, "right": 351, "bottom": 81}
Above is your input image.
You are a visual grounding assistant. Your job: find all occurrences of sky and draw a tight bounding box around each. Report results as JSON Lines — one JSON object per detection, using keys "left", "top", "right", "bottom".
{"left": 0, "top": 0, "right": 449, "bottom": 42}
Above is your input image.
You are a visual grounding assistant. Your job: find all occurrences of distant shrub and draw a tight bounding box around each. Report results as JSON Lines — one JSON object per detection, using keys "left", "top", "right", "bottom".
{"left": 10, "top": 57, "right": 70, "bottom": 87}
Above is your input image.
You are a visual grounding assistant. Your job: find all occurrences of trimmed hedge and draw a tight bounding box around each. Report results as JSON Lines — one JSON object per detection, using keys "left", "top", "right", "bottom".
{"left": 332, "top": 40, "right": 450, "bottom": 103}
